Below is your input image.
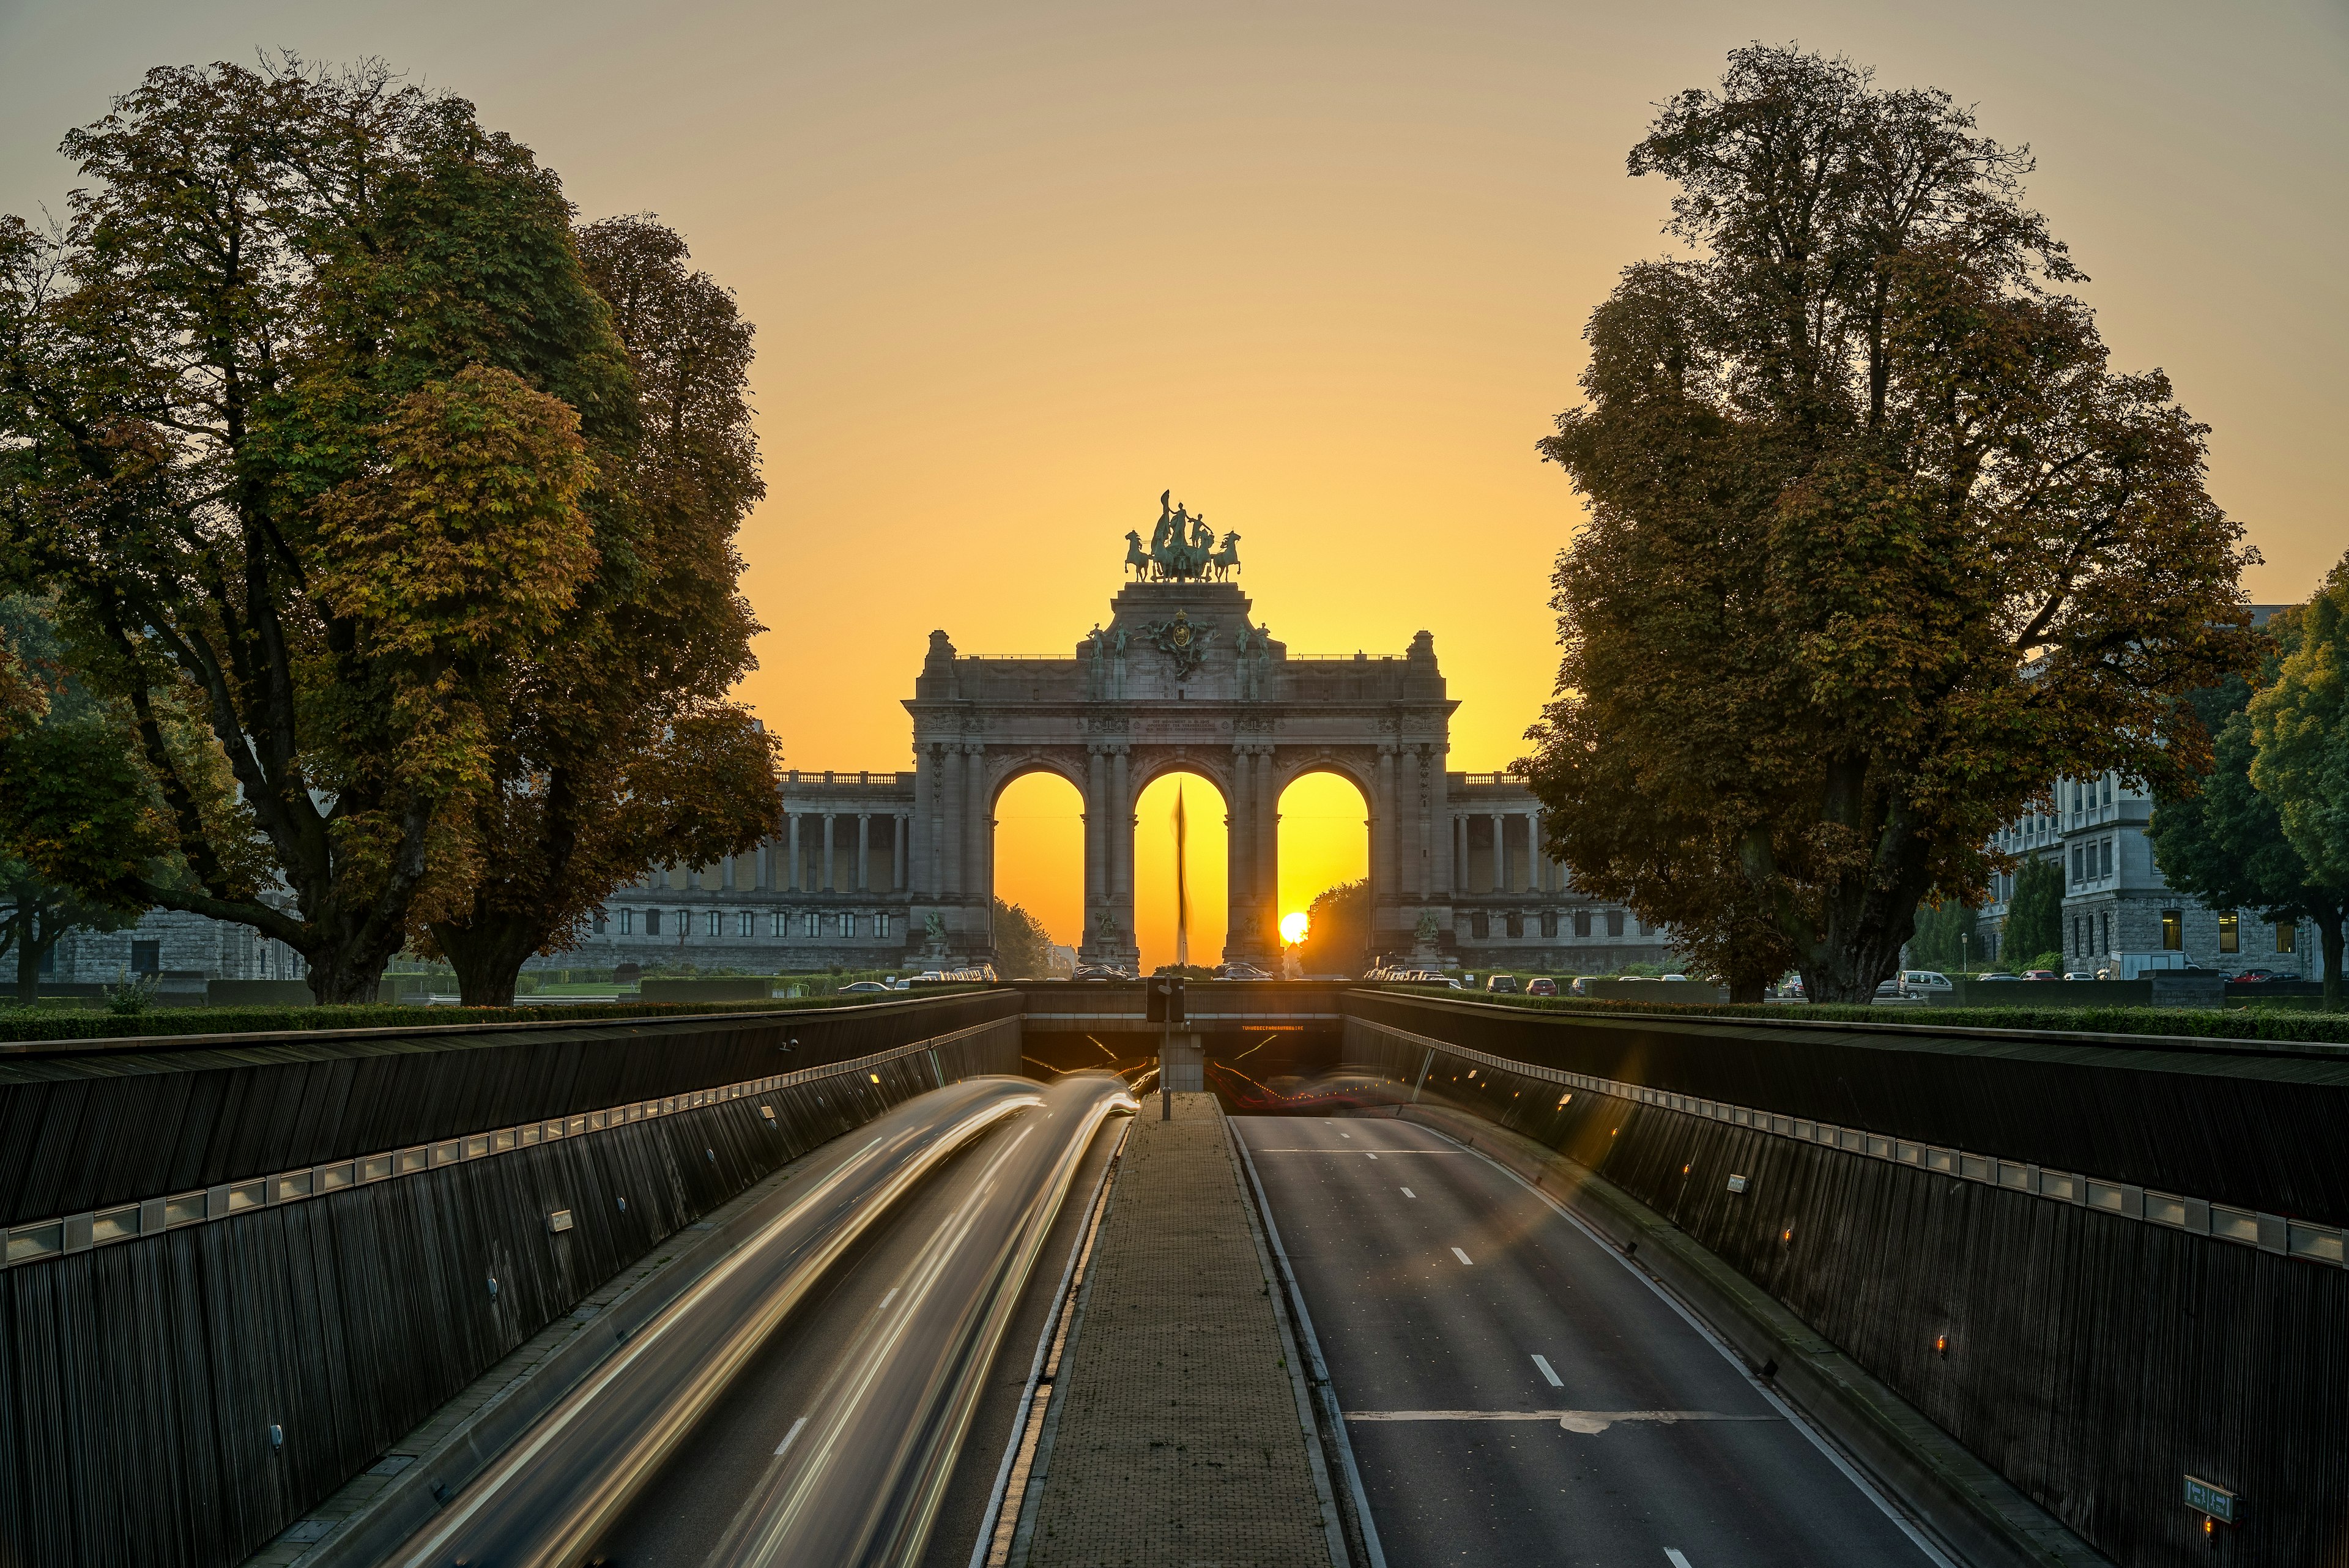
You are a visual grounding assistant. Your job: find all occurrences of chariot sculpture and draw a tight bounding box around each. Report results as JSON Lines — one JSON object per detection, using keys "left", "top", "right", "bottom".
{"left": 1126, "top": 490, "right": 1240, "bottom": 582}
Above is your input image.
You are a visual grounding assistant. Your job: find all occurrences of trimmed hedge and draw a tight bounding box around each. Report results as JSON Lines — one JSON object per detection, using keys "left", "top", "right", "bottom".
{"left": 0, "top": 987, "right": 987, "bottom": 1046}
{"left": 1373, "top": 984, "right": 2349, "bottom": 1046}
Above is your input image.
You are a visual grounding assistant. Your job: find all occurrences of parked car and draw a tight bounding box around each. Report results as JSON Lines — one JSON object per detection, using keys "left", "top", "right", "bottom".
{"left": 2232, "top": 968, "right": 2281, "bottom": 983}
{"left": 1976, "top": 972, "right": 2021, "bottom": 982}
{"left": 1569, "top": 976, "right": 1597, "bottom": 996}
{"left": 1898, "top": 970, "right": 1953, "bottom": 998}
{"left": 1659, "top": 973, "right": 1689, "bottom": 983}
{"left": 1072, "top": 965, "right": 1127, "bottom": 983}
{"left": 1874, "top": 978, "right": 1901, "bottom": 998}
{"left": 1486, "top": 974, "right": 1520, "bottom": 994}
{"left": 2022, "top": 969, "right": 2060, "bottom": 981}
{"left": 838, "top": 980, "right": 891, "bottom": 994}
{"left": 1525, "top": 977, "right": 1557, "bottom": 997}
{"left": 2061, "top": 971, "right": 2096, "bottom": 981}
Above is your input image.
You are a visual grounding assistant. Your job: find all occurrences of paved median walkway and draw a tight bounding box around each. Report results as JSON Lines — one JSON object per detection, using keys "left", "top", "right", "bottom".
{"left": 1024, "top": 1091, "right": 1335, "bottom": 1568}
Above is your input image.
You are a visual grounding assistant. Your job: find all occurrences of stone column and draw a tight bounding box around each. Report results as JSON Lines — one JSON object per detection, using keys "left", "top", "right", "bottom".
{"left": 1416, "top": 750, "right": 1433, "bottom": 900}
{"left": 1083, "top": 748, "right": 1107, "bottom": 950}
{"left": 856, "top": 813, "right": 871, "bottom": 892}
{"left": 822, "top": 812, "right": 837, "bottom": 893}
{"left": 1527, "top": 812, "right": 1544, "bottom": 891}
{"left": 1225, "top": 747, "right": 1252, "bottom": 962}
{"left": 965, "top": 744, "right": 989, "bottom": 920}
{"left": 911, "top": 751, "right": 934, "bottom": 896}
{"left": 1453, "top": 816, "right": 1466, "bottom": 897}
{"left": 894, "top": 814, "right": 908, "bottom": 891}
{"left": 786, "top": 812, "right": 802, "bottom": 893}
{"left": 1256, "top": 748, "right": 1277, "bottom": 953}
{"left": 1490, "top": 812, "right": 1506, "bottom": 893}
{"left": 941, "top": 748, "right": 965, "bottom": 897}
{"left": 1110, "top": 746, "right": 1134, "bottom": 960}
{"left": 1374, "top": 747, "right": 1396, "bottom": 945}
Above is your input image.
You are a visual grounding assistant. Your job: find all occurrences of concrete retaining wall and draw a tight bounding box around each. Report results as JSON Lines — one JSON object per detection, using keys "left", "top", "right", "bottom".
{"left": 0, "top": 994, "right": 1023, "bottom": 1568}
{"left": 1345, "top": 1001, "right": 2348, "bottom": 1567}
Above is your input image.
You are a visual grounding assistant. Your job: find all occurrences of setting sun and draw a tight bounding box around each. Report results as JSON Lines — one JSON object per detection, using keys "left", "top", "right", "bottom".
{"left": 1280, "top": 911, "right": 1309, "bottom": 946}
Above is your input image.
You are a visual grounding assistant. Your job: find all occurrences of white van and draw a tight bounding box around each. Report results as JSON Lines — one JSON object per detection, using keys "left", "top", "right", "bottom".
{"left": 1898, "top": 970, "right": 1954, "bottom": 998}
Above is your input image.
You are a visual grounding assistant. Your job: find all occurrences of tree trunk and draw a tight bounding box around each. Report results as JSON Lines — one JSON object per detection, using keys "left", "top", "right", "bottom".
{"left": 433, "top": 916, "right": 543, "bottom": 1008}
{"left": 12, "top": 893, "right": 36, "bottom": 1006}
{"left": 1727, "top": 975, "right": 1768, "bottom": 1005}
{"left": 2321, "top": 914, "right": 2344, "bottom": 1014}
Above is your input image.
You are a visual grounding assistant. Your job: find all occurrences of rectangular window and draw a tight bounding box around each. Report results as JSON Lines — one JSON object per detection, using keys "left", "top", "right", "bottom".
{"left": 878, "top": 913, "right": 891, "bottom": 940}
{"left": 2100, "top": 838, "right": 2113, "bottom": 879}
{"left": 645, "top": 908, "right": 661, "bottom": 936}
{"left": 2072, "top": 782, "right": 2083, "bottom": 814}
{"left": 806, "top": 913, "right": 819, "bottom": 938}
{"left": 2278, "top": 921, "right": 2297, "bottom": 954}
{"left": 842, "top": 914, "right": 858, "bottom": 939}
{"left": 2218, "top": 912, "right": 2240, "bottom": 953}
{"left": 618, "top": 908, "right": 634, "bottom": 935}
{"left": 1605, "top": 909, "right": 1625, "bottom": 938}
{"left": 2101, "top": 776, "right": 2113, "bottom": 807}
{"left": 1505, "top": 912, "right": 1523, "bottom": 939}
{"left": 1540, "top": 910, "right": 1558, "bottom": 938}
{"left": 2071, "top": 845, "right": 2084, "bottom": 886}
{"left": 1574, "top": 909, "right": 1592, "bottom": 938}
{"left": 132, "top": 941, "right": 160, "bottom": 975}
{"left": 592, "top": 912, "right": 607, "bottom": 935}
{"left": 39, "top": 945, "right": 55, "bottom": 976}
{"left": 2161, "top": 910, "right": 2183, "bottom": 951}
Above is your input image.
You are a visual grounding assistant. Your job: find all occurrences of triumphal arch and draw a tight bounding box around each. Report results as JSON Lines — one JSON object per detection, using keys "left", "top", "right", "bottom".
{"left": 593, "top": 495, "right": 1677, "bottom": 975}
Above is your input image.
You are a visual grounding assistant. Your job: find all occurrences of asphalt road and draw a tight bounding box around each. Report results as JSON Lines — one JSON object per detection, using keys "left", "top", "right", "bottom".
{"left": 1234, "top": 1113, "right": 1951, "bottom": 1568}
{"left": 587, "top": 1078, "right": 1128, "bottom": 1568}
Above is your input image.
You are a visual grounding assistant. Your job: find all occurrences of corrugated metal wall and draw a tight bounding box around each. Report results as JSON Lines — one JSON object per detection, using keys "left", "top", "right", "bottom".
{"left": 0, "top": 998, "right": 1022, "bottom": 1568}
{"left": 1345, "top": 992, "right": 2349, "bottom": 1224}
{"left": 1349, "top": 1016, "right": 2348, "bottom": 1568}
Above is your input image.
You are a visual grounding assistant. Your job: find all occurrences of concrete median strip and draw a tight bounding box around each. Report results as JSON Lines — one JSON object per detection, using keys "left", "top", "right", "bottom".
{"left": 1345, "top": 1409, "right": 1778, "bottom": 1435}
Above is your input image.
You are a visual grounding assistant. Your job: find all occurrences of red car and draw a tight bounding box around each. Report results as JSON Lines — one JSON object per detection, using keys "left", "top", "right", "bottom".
{"left": 2022, "top": 969, "right": 2061, "bottom": 981}
{"left": 1525, "top": 978, "right": 1558, "bottom": 997}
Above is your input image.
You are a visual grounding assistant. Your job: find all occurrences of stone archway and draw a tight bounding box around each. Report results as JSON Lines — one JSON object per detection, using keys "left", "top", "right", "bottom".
{"left": 902, "top": 568, "right": 1461, "bottom": 971}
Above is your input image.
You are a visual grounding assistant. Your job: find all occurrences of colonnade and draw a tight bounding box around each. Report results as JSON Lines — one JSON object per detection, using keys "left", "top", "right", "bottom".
{"left": 1452, "top": 810, "right": 1564, "bottom": 894}
{"left": 772, "top": 811, "right": 912, "bottom": 893}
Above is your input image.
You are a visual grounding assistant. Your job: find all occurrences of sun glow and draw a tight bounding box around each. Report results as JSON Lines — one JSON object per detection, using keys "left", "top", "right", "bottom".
{"left": 1280, "top": 910, "right": 1309, "bottom": 945}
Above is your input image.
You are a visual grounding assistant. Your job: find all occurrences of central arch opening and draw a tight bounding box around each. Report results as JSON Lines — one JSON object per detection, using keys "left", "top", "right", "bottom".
{"left": 1279, "top": 771, "right": 1371, "bottom": 976}
{"left": 1131, "top": 768, "right": 1228, "bottom": 972}
{"left": 992, "top": 770, "right": 1083, "bottom": 977}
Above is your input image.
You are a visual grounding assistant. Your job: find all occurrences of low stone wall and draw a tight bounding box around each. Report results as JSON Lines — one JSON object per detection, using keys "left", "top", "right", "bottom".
{"left": 1343, "top": 1003, "right": 2348, "bottom": 1567}
{"left": 0, "top": 996, "right": 1022, "bottom": 1568}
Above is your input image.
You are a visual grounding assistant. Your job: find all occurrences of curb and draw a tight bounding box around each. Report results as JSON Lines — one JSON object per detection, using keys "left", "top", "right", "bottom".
{"left": 1390, "top": 1103, "right": 2113, "bottom": 1568}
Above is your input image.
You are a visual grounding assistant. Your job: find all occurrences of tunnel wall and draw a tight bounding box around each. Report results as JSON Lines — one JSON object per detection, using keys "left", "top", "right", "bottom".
{"left": 0, "top": 997, "right": 1022, "bottom": 1568}
{"left": 1343, "top": 1001, "right": 2349, "bottom": 1568}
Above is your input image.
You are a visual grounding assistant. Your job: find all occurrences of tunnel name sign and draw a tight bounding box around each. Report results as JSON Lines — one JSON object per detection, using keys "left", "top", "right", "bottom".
{"left": 2183, "top": 1474, "right": 2241, "bottom": 1524}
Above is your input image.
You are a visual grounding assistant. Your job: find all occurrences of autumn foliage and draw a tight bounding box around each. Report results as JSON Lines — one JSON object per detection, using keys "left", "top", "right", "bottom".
{"left": 1520, "top": 46, "right": 2257, "bottom": 1001}
{"left": 0, "top": 59, "right": 776, "bottom": 1003}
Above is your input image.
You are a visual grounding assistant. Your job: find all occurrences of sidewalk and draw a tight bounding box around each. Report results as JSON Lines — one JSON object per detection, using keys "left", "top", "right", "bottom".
{"left": 1022, "top": 1092, "right": 1336, "bottom": 1568}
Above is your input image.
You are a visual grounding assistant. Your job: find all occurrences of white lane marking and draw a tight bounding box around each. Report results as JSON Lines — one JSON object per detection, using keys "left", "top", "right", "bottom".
{"left": 1340, "top": 1131, "right": 1353, "bottom": 1138}
{"left": 1401, "top": 1187, "right": 1416, "bottom": 1198}
{"left": 1250, "top": 1148, "right": 1461, "bottom": 1154}
{"left": 1422, "top": 1126, "right": 1959, "bottom": 1567}
{"left": 1666, "top": 1551, "right": 1694, "bottom": 1568}
{"left": 775, "top": 1415, "right": 809, "bottom": 1457}
{"left": 1345, "top": 1409, "right": 1773, "bottom": 1433}
{"left": 1366, "top": 1152, "right": 1379, "bottom": 1161}
{"left": 1451, "top": 1247, "right": 1474, "bottom": 1265}
{"left": 878, "top": 1287, "right": 900, "bottom": 1312}
{"left": 1532, "top": 1353, "right": 1563, "bottom": 1388}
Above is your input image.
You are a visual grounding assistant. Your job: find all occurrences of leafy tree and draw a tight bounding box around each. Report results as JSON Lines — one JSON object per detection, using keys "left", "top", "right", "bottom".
{"left": 0, "top": 60, "right": 633, "bottom": 1001}
{"left": 419, "top": 217, "right": 778, "bottom": 1006}
{"left": 0, "top": 597, "right": 160, "bottom": 1001}
{"left": 1998, "top": 856, "right": 2063, "bottom": 969}
{"left": 1294, "top": 879, "right": 1370, "bottom": 975}
{"left": 1905, "top": 897, "right": 1976, "bottom": 972}
{"left": 993, "top": 897, "right": 1058, "bottom": 979}
{"left": 1519, "top": 46, "right": 2255, "bottom": 1001}
{"left": 2237, "top": 559, "right": 2349, "bottom": 1005}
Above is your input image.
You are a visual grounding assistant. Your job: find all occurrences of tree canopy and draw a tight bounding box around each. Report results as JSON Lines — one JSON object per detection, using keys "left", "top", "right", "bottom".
{"left": 993, "top": 897, "right": 1059, "bottom": 979}
{"left": 0, "top": 60, "right": 776, "bottom": 1004}
{"left": 1294, "top": 879, "right": 1370, "bottom": 976}
{"left": 417, "top": 215, "right": 779, "bottom": 1006}
{"left": 1518, "top": 45, "right": 2255, "bottom": 1001}
{"left": 0, "top": 596, "right": 162, "bottom": 1000}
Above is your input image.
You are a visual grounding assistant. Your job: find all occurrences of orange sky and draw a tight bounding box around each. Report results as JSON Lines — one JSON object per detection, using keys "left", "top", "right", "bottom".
{"left": 6, "top": 2, "right": 2343, "bottom": 962}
